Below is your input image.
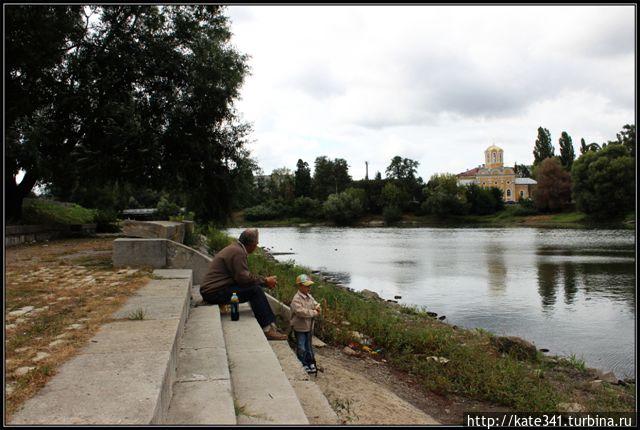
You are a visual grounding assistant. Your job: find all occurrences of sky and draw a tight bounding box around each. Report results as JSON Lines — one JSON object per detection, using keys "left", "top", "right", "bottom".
{"left": 224, "top": 5, "right": 635, "bottom": 181}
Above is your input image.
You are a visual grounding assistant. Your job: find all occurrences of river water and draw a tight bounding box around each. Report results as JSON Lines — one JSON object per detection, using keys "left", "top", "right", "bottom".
{"left": 227, "top": 227, "right": 636, "bottom": 378}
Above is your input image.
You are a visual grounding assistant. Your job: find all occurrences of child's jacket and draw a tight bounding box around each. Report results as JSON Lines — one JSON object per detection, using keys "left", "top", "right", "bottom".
{"left": 290, "top": 290, "right": 319, "bottom": 332}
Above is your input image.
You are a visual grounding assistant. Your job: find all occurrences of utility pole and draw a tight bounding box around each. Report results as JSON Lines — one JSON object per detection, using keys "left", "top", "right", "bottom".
{"left": 365, "top": 161, "right": 369, "bottom": 180}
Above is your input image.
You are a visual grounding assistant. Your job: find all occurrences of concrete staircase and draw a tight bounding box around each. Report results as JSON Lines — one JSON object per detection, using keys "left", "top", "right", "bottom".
{"left": 11, "top": 268, "right": 337, "bottom": 425}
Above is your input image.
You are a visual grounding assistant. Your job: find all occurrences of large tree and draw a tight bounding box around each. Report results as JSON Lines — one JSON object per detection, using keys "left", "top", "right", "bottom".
{"left": 294, "top": 159, "right": 312, "bottom": 198}
{"left": 533, "top": 127, "right": 554, "bottom": 166}
{"left": 312, "top": 156, "right": 352, "bottom": 200}
{"left": 558, "top": 131, "right": 575, "bottom": 171}
{"left": 533, "top": 158, "right": 572, "bottom": 212}
{"left": 572, "top": 144, "right": 635, "bottom": 220}
{"left": 6, "top": 5, "right": 251, "bottom": 222}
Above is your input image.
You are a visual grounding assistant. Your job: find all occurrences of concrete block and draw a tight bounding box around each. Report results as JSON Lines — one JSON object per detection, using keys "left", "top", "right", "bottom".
{"left": 166, "top": 380, "right": 235, "bottom": 425}
{"left": 166, "top": 242, "right": 212, "bottom": 285}
{"left": 289, "top": 381, "right": 341, "bottom": 425}
{"left": 153, "top": 269, "right": 193, "bottom": 282}
{"left": 83, "top": 320, "right": 180, "bottom": 354}
{"left": 176, "top": 347, "right": 230, "bottom": 382}
{"left": 113, "top": 238, "right": 166, "bottom": 268}
{"left": 112, "top": 297, "right": 186, "bottom": 321}
{"left": 121, "top": 220, "right": 185, "bottom": 243}
{"left": 11, "top": 351, "right": 172, "bottom": 424}
{"left": 223, "top": 304, "right": 308, "bottom": 424}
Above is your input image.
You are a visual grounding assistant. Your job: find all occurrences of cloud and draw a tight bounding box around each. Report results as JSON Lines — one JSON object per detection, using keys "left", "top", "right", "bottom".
{"left": 225, "top": 6, "right": 635, "bottom": 180}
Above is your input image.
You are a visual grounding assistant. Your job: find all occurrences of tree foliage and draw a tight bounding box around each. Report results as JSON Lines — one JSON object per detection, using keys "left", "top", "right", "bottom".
{"left": 294, "top": 159, "right": 312, "bottom": 198}
{"left": 533, "top": 158, "right": 572, "bottom": 212}
{"left": 6, "top": 5, "right": 252, "bottom": 222}
{"left": 571, "top": 144, "right": 635, "bottom": 220}
{"left": 421, "top": 174, "right": 469, "bottom": 217}
{"left": 558, "top": 131, "right": 575, "bottom": 171}
{"left": 533, "top": 127, "right": 555, "bottom": 166}
{"left": 323, "top": 188, "right": 365, "bottom": 225}
{"left": 312, "top": 156, "right": 352, "bottom": 200}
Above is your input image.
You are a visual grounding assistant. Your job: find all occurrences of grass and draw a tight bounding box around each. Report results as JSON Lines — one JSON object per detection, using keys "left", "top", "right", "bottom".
{"left": 127, "top": 308, "right": 147, "bottom": 320}
{"left": 21, "top": 198, "right": 97, "bottom": 225}
{"left": 195, "top": 226, "right": 635, "bottom": 413}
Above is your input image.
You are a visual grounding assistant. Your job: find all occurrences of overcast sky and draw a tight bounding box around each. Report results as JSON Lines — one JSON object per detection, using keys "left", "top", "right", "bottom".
{"left": 225, "top": 5, "right": 635, "bottom": 180}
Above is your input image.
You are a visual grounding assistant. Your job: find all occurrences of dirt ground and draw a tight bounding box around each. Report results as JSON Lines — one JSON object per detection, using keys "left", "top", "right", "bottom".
{"left": 311, "top": 343, "right": 509, "bottom": 425}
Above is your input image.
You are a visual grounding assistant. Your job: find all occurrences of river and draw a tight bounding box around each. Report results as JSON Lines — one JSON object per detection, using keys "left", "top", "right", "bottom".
{"left": 227, "top": 227, "right": 636, "bottom": 378}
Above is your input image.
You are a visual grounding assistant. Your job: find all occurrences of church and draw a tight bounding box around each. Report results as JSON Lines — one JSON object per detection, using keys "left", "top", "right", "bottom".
{"left": 457, "top": 145, "right": 537, "bottom": 203}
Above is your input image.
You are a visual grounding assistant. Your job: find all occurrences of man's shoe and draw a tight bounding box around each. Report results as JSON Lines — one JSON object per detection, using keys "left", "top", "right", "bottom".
{"left": 264, "top": 328, "right": 288, "bottom": 340}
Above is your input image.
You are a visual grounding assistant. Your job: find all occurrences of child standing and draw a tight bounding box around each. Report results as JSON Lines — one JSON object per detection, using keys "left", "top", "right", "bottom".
{"left": 290, "top": 274, "right": 321, "bottom": 374}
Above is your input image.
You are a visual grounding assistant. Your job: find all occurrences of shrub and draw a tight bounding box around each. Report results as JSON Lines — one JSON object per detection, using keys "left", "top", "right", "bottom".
{"left": 421, "top": 174, "right": 469, "bottom": 217}
{"left": 323, "top": 188, "right": 365, "bottom": 225}
{"left": 22, "top": 198, "right": 96, "bottom": 225}
{"left": 291, "top": 197, "right": 322, "bottom": 218}
{"left": 206, "top": 226, "right": 234, "bottom": 254}
{"left": 94, "top": 208, "right": 120, "bottom": 232}
{"left": 382, "top": 205, "right": 403, "bottom": 225}
{"left": 155, "top": 196, "right": 181, "bottom": 219}
{"left": 243, "top": 199, "right": 293, "bottom": 221}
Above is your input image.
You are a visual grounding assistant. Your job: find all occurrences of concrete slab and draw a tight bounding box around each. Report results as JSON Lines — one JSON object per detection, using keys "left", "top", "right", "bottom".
{"left": 137, "top": 279, "right": 191, "bottom": 297}
{"left": 270, "top": 341, "right": 340, "bottom": 424}
{"left": 223, "top": 304, "right": 308, "bottom": 424}
{"left": 113, "top": 238, "right": 166, "bottom": 268}
{"left": 153, "top": 269, "right": 193, "bottom": 281}
{"left": 112, "top": 297, "right": 186, "bottom": 320}
{"left": 177, "top": 347, "right": 229, "bottom": 382}
{"left": 166, "top": 380, "right": 236, "bottom": 425}
{"left": 289, "top": 380, "right": 341, "bottom": 425}
{"left": 11, "top": 350, "right": 172, "bottom": 424}
{"left": 83, "top": 320, "right": 181, "bottom": 354}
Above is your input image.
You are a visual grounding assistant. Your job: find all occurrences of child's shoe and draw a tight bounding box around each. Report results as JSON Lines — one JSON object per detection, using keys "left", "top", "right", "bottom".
{"left": 308, "top": 363, "right": 317, "bottom": 372}
{"left": 303, "top": 365, "right": 311, "bottom": 373}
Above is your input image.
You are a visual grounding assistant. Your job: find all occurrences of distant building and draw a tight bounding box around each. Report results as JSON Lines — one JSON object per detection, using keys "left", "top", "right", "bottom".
{"left": 457, "top": 145, "right": 537, "bottom": 202}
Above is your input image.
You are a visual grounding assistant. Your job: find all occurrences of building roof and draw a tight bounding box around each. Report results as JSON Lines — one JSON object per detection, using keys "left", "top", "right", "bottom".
{"left": 515, "top": 177, "right": 537, "bottom": 185}
{"left": 485, "top": 144, "right": 503, "bottom": 152}
{"left": 122, "top": 208, "right": 157, "bottom": 215}
{"left": 457, "top": 167, "right": 480, "bottom": 177}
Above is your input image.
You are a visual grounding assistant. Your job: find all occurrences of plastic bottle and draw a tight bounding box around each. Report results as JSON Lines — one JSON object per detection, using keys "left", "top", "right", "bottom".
{"left": 230, "top": 292, "right": 240, "bottom": 321}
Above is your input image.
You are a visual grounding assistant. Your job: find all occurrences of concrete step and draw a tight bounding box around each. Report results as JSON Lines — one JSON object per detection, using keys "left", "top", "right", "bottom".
{"left": 222, "top": 304, "right": 309, "bottom": 425}
{"left": 10, "top": 269, "right": 192, "bottom": 424}
{"left": 270, "top": 342, "right": 340, "bottom": 424}
{"left": 165, "top": 304, "right": 236, "bottom": 424}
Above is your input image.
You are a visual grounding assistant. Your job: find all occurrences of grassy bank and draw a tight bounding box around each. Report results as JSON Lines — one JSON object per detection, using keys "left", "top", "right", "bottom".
{"left": 230, "top": 209, "right": 635, "bottom": 230}
{"left": 203, "top": 231, "right": 636, "bottom": 412}
{"left": 21, "top": 198, "right": 97, "bottom": 225}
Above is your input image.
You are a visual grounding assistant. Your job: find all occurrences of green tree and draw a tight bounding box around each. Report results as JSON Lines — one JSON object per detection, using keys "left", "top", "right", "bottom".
{"left": 610, "top": 124, "right": 636, "bottom": 157}
{"left": 385, "top": 156, "right": 419, "bottom": 181}
{"left": 268, "top": 167, "right": 295, "bottom": 202}
{"left": 514, "top": 163, "right": 532, "bottom": 178}
{"left": 532, "top": 158, "right": 572, "bottom": 212}
{"left": 323, "top": 188, "right": 365, "bottom": 226}
{"left": 421, "top": 173, "right": 469, "bottom": 217}
{"left": 312, "top": 156, "right": 352, "bottom": 200}
{"left": 533, "top": 127, "right": 555, "bottom": 166}
{"left": 294, "top": 159, "right": 312, "bottom": 197}
{"left": 558, "top": 131, "right": 575, "bottom": 171}
{"left": 464, "top": 184, "right": 502, "bottom": 215}
{"left": 571, "top": 144, "right": 635, "bottom": 220}
{"left": 6, "top": 5, "right": 251, "bottom": 223}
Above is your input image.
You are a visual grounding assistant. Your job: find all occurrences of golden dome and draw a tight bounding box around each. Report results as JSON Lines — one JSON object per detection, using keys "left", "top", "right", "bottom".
{"left": 485, "top": 145, "right": 503, "bottom": 153}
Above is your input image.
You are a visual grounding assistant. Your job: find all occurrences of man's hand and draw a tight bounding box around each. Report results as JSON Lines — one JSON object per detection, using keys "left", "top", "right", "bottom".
{"left": 265, "top": 275, "right": 278, "bottom": 289}
{"left": 315, "top": 304, "right": 321, "bottom": 314}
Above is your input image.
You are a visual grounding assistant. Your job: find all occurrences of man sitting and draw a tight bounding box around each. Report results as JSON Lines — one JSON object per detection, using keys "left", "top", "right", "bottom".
{"left": 200, "top": 228, "right": 287, "bottom": 340}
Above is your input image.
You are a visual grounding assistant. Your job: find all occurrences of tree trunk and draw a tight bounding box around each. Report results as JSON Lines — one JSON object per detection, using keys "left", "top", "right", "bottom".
{"left": 5, "top": 171, "right": 38, "bottom": 222}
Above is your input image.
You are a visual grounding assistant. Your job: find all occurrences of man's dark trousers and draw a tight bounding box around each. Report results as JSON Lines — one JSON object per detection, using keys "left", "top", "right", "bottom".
{"left": 201, "top": 284, "right": 275, "bottom": 328}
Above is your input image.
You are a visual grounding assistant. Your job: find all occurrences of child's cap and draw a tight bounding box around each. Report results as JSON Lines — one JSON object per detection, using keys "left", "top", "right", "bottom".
{"left": 296, "top": 274, "right": 314, "bottom": 286}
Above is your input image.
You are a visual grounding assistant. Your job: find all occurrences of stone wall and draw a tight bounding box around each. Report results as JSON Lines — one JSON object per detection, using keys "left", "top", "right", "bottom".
{"left": 5, "top": 224, "right": 97, "bottom": 247}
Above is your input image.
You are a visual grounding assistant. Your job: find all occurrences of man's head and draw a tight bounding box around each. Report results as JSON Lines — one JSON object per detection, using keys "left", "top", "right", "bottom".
{"left": 238, "top": 228, "right": 259, "bottom": 254}
{"left": 295, "top": 274, "right": 314, "bottom": 294}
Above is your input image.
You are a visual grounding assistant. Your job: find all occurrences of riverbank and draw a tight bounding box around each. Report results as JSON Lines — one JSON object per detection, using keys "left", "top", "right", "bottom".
{"left": 230, "top": 210, "right": 635, "bottom": 230}
{"left": 241, "top": 243, "right": 635, "bottom": 414}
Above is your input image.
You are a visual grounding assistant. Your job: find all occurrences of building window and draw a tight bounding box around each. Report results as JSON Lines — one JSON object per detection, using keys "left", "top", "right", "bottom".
{"left": 520, "top": 190, "right": 524, "bottom": 198}
{"left": 507, "top": 189, "right": 511, "bottom": 197}
{"left": 492, "top": 153, "right": 496, "bottom": 163}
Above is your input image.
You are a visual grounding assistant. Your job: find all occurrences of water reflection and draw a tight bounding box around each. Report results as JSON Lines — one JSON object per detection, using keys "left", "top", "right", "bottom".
{"left": 563, "top": 263, "right": 578, "bottom": 305}
{"left": 537, "top": 262, "right": 560, "bottom": 310}
{"left": 486, "top": 243, "right": 507, "bottom": 295}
